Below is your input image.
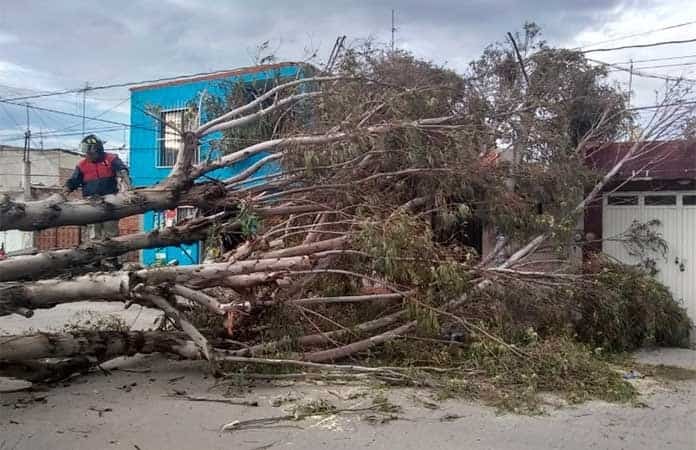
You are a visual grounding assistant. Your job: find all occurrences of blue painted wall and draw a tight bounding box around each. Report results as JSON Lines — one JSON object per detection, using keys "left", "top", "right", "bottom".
{"left": 129, "top": 64, "right": 303, "bottom": 265}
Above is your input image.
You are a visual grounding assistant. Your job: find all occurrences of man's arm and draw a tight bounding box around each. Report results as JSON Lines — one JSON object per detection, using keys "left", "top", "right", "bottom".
{"left": 63, "top": 167, "right": 83, "bottom": 196}
{"left": 112, "top": 156, "right": 132, "bottom": 191}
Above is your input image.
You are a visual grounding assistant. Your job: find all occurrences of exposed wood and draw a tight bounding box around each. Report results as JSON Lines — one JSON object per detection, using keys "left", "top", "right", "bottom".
{"left": 261, "top": 236, "right": 349, "bottom": 259}
{"left": 304, "top": 322, "right": 416, "bottom": 362}
{"left": 134, "top": 291, "right": 213, "bottom": 361}
{"left": 171, "top": 284, "right": 228, "bottom": 315}
{"left": 230, "top": 310, "right": 407, "bottom": 356}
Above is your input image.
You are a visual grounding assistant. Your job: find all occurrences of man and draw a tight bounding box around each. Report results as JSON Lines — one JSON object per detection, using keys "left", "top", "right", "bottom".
{"left": 63, "top": 134, "right": 132, "bottom": 242}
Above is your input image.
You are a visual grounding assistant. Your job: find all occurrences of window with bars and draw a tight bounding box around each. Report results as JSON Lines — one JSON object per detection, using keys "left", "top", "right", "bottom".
{"left": 176, "top": 206, "right": 197, "bottom": 223}
{"left": 157, "top": 109, "right": 185, "bottom": 167}
{"left": 152, "top": 207, "right": 197, "bottom": 230}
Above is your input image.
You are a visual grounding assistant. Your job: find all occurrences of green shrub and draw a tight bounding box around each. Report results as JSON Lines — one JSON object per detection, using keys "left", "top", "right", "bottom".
{"left": 574, "top": 259, "right": 692, "bottom": 352}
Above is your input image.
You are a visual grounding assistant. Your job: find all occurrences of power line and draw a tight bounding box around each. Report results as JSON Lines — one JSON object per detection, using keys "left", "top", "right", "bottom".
{"left": 42, "top": 97, "right": 130, "bottom": 137}
{"left": 0, "top": 103, "right": 21, "bottom": 129}
{"left": 0, "top": 99, "right": 156, "bottom": 132}
{"left": 581, "top": 37, "right": 696, "bottom": 54}
{"left": 611, "top": 61, "right": 696, "bottom": 71}
{"left": 605, "top": 53, "right": 696, "bottom": 65}
{"left": 1, "top": 126, "right": 125, "bottom": 142}
{"left": 627, "top": 99, "right": 696, "bottom": 111}
{"left": 0, "top": 66, "right": 283, "bottom": 102}
{"left": 577, "top": 20, "right": 696, "bottom": 49}
{"left": 590, "top": 58, "right": 696, "bottom": 83}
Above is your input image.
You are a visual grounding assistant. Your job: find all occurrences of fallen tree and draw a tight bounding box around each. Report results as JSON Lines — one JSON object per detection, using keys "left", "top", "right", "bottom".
{"left": 1, "top": 31, "right": 693, "bottom": 401}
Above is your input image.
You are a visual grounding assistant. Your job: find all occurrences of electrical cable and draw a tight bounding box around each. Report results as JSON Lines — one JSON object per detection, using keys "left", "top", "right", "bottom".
{"left": 581, "top": 37, "right": 696, "bottom": 54}
{"left": 577, "top": 20, "right": 696, "bottom": 49}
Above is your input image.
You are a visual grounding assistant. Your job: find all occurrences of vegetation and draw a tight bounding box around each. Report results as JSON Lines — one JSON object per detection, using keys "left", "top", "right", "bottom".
{"left": 2, "top": 24, "right": 694, "bottom": 416}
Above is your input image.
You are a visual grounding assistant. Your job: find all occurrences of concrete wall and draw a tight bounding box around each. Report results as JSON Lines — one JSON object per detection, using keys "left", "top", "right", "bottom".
{"left": 0, "top": 146, "right": 80, "bottom": 190}
{"left": 0, "top": 147, "right": 81, "bottom": 253}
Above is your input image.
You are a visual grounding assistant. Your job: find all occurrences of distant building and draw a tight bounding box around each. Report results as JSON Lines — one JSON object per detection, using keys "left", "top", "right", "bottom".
{"left": 0, "top": 145, "right": 80, "bottom": 254}
{"left": 129, "top": 62, "right": 310, "bottom": 265}
{"left": 0, "top": 145, "right": 140, "bottom": 256}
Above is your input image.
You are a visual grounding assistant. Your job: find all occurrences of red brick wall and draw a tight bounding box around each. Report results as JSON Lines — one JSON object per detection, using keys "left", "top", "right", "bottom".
{"left": 35, "top": 216, "right": 142, "bottom": 262}
{"left": 119, "top": 215, "right": 141, "bottom": 262}
{"left": 34, "top": 165, "right": 142, "bottom": 261}
{"left": 35, "top": 226, "right": 82, "bottom": 250}
{"left": 34, "top": 167, "right": 83, "bottom": 251}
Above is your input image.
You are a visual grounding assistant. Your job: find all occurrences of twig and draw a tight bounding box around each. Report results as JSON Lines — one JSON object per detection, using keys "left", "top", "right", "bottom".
{"left": 419, "top": 301, "right": 528, "bottom": 358}
{"left": 303, "top": 322, "right": 416, "bottom": 363}
{"left": 166, "top": 391, "right": 259, "bottom": 407}
{"left": 221, "top": 404, "right": 398, "bottom": 432}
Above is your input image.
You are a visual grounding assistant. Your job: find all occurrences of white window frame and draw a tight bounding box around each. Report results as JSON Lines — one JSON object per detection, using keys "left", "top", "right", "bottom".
{"left": 155, "top": 109, "right": 200, "bottom": 168}
{"left": 605, "top": 191, "right": 696, "bottom": 208}
{"left": 153, "top": 206, "right": 198, "bottom": 231}
{"left": 176, "top": 206, "right": 197, "bottom": 223}
{"left": 156, "top": 108, "right": 184, "bottom": 168}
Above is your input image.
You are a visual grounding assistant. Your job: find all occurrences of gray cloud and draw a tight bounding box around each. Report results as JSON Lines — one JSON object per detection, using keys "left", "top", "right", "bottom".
{"left": 1, "top": 0, "right": 650, "bottom": 82}
{"left": 0, "top": 0, "right": 663, "bottom": 148}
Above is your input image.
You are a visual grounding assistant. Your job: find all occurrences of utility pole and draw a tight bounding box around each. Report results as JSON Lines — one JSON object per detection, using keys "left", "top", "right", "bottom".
{"left": 81, "top": 82, "right": 89, "bottom": 138}
{"left": 627, "top": 59, "right": 634, "bottom": 107}
{"left": 23, "top": 104, "right": 32, "bottom": 201}
{"left": 391, "top": 9, "right": 396, "bottom": 52}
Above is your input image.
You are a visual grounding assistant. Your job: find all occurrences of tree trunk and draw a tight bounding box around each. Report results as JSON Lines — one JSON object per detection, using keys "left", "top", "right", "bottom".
{"left": 0, "top": 216, "right": 229, "bottom": 281}
{"left": 0, "top": 330, "right": 191, "bottom": 361}
{"left": 0, "top": 190, "right": 176, "bottom": 231}
{"left": 0, "top": 256, "right": 316, "bottom": 316}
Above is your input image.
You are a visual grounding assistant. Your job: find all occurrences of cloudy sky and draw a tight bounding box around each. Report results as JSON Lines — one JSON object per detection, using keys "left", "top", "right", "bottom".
{"left": 1, "top": 0, "right": 695, "bottom": 153}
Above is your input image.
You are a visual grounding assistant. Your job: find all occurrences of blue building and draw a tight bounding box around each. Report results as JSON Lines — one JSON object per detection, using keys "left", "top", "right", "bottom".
{"left": 129, "top": 62, "right": 308, "bottom": 266}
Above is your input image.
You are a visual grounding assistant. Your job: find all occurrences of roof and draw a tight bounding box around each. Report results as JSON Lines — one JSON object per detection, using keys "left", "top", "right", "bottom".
{"left": 586, "top": 140, "right": 696, "bottom": 180}
{"left": 129, "top": 62, "right": 308, "bottom": 92}
{"left": 0, "top": 145, "right": 81, "bottom": 157}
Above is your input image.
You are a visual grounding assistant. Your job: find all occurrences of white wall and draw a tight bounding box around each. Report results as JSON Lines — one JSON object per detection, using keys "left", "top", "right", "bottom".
{"left": 0, "top": 147, "right": 80, "bottom": 189}
{"left": 0, "top": 230, "right": 33, "bottom": 253}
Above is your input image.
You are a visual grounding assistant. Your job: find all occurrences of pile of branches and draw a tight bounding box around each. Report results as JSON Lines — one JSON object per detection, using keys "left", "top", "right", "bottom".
{"left": 1, "top": 33, "right": 693, "bottom": 387}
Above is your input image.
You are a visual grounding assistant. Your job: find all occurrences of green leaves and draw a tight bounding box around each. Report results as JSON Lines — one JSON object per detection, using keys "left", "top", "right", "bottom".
{"left": 238, "top": 209, "right": 261, "bottom": 238}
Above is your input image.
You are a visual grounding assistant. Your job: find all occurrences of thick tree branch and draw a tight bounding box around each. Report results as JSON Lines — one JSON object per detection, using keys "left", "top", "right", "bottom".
{"left": 0, "top": 213, "right": 232, "bottom": 281}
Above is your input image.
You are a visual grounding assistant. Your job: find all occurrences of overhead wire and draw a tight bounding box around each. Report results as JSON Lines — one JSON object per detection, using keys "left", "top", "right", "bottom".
{"left": 0, "top": 99, "right": 156, "bottom": 132}
{"left": 42, "top": 97, "right": 131, "bottom": 137}
{"left": 608, "top": 61, "right": 696, "bottom": 72}
{"left": 581, "top": 37, "right": 696, "bottom": 54}
{"left": 605, "top": 53, "right": 696, "bottom": 65}
{"left": 0, "top": 65, "right": 285, "bottom": 102}
{"left": 576, "top": 20, "right": 696, "bottom": 49}
{"left": 589, "top": 57, "right": 696, "bottom": 83}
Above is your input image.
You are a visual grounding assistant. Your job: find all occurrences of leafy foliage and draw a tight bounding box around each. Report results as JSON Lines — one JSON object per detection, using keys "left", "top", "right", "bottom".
{"left": 574, "top": 257, "right": 692, "bottom": 351}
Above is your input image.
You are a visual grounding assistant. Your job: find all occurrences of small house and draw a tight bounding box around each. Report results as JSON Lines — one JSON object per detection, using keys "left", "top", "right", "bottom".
{"left": 585, "top": 140, "right": 696, "bottom": 328}
{"left": 129, "top": 62, "right": 309, "bottom": 265}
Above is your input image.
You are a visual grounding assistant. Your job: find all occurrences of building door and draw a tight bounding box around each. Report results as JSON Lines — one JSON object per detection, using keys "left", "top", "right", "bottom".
{"left": 602, "top": 192, "right": 696, "bottom": 329}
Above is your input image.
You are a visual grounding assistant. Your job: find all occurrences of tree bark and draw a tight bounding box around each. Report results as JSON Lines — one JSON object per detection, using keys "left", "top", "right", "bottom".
{"left": 137, "top": 291, "right": 213, "bottom": 361}
{"left": 303, "top": 322, "right": 416, "bottom": 362}
{"left": 0, "top": 215, "right": 229, "bottom": 282}
{"left": 0, "top": 189, "right": 176, "bottom": 232}
{"left": 0, "top": 256, "right": 316, "bottom": 316}
{"left": 229, "top": 310, "right": 407, "bottom": 357}
{"left": 261, "top": 236, "right": 349, "bottom": 259}
{"left": 0, "top": 330, "right": 191, "bottom": 362}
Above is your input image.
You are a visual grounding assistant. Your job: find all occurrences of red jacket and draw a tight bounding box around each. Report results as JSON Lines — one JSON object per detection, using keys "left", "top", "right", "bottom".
{"left": 65, "top": 152, "right": 128, "bottom": 197}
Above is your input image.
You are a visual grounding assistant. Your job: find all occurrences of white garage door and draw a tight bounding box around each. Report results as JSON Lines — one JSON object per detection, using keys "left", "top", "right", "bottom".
{"left": 603, "top": 192, "right": 696, "bottom": 326}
